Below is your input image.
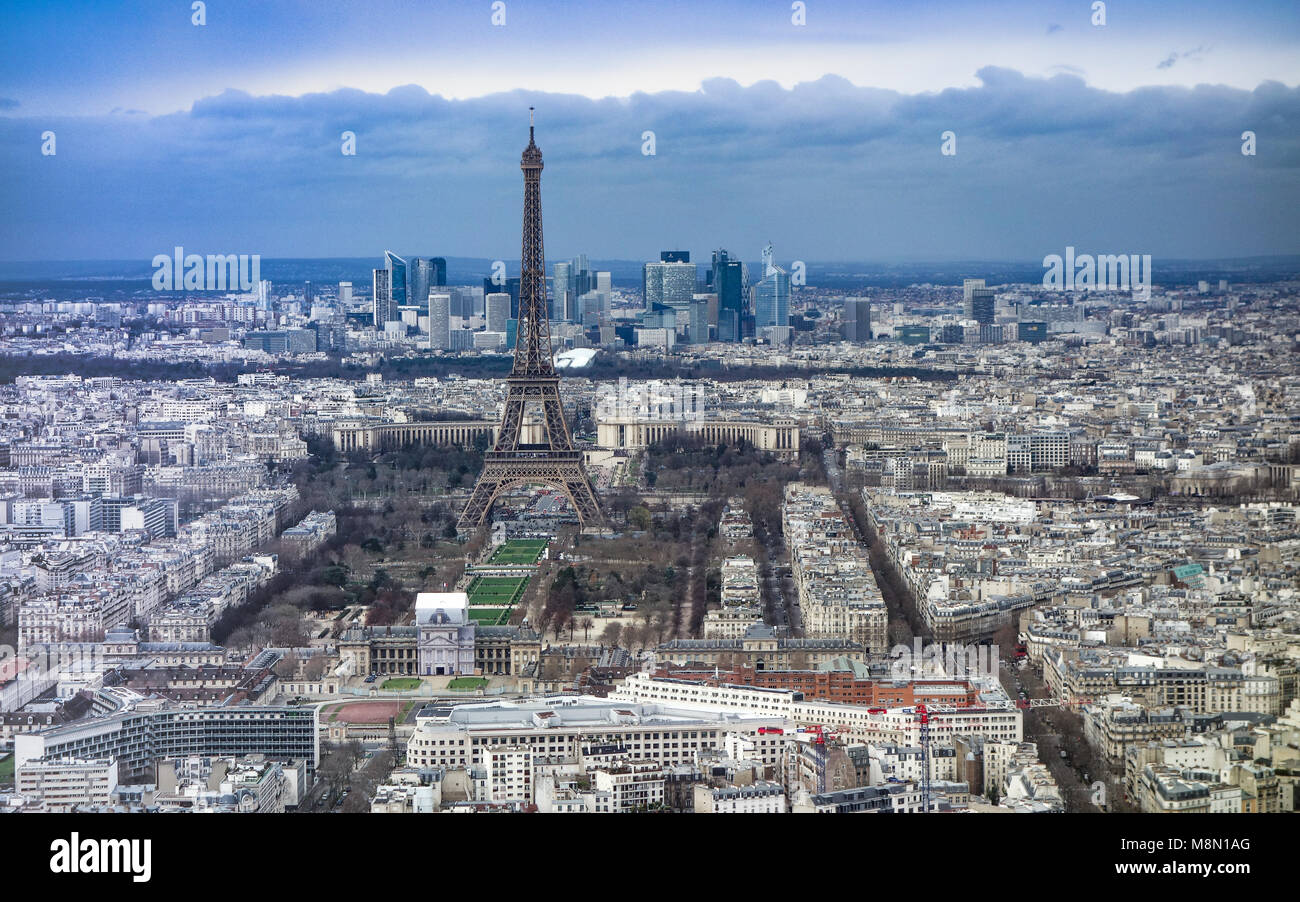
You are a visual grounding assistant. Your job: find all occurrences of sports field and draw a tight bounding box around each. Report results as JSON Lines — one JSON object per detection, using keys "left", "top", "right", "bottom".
{"left": 328, "top": 701, "right": 404, "bottom": 723}
{"left": 462, "top": 540, "right": 547, "bottom": 628}
{"left": 488, "top": 539, "right": 548, "bottom": 565}
{"left": 468, "top": 607, "right": 511, "bottom": 626}
{"left": 467, "top": 575, "right": 529, "bottom": 606}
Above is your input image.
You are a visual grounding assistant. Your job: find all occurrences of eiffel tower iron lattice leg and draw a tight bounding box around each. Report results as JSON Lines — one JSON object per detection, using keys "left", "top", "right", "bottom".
{"left": 459, "top": 451, "right": 603, "bottom": 530}
{"left": 458, "top": 111, "right": 604, "bottom": 533}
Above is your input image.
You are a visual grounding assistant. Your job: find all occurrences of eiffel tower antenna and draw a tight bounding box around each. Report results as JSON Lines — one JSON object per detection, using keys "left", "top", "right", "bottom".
{"left": 459, "top": 113, "right": 604, "bottom": 533}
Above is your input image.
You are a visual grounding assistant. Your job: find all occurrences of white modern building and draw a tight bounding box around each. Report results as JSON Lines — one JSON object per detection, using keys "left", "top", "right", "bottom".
{"left": 15, "top": 756, "right": 119, "bottom": 812}
{"left": 406, "top": 698, "right": 787, "bottom": 771}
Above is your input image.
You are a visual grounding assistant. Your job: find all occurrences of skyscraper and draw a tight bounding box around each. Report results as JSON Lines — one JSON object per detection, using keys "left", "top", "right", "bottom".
{"left": 661, "top": 250, "right": 690, "bottom": 263}
{"left": 688, "top": 296, "right": 710, "bottom": 344}
{"left": 385, "top": 251, "right": 408, "bottom": 307}
{"left": 430, "top": 257, "right": 447, "bottom": 287}
{"left": 428, "top": 292, "right": 451, "bottom": 350}
{"left": 843, "top": 297, "right": 872, "bottom": 342}
{"left": 969, "top": 287, "right": 996, "bottom": 325}
{"left": 409, "top": 258, "right": 433, "bottom": 311}
{"left": 642, "top": 262, "right": 660, "bottom": 308}
{"left": 484, "top": 276, "right": 521, "bottom": 318}
{"left": 753, "top": 266, "right": 790, "bottom": 329}
{"left": 553, "top": 260, "right": 571, "bottom": 322}
{"left": 578, "top": 289, "right": 610, "bottom": 325}
{"left": 338, "top": 281, "right": 353, "bottom": 307}
{"left": 552, "top": 256, "right": 595, "bottom": 322}
{"left": 753, "top": 243, "right": 789, "bottom": 329}
{"left": 962, "top": 278, "right": 985, "bottom": 319}
{"left": 450, "top": 285, "right": 483, "bottom": 318}
{"left": 644, "top": 259, "right": 697, "bottom": 310}
{"left": 712, "top": 249, "right": 745, "bottom": 342}
{"left": 486, "top": 292, "right": 511, "bottom": 332}
{"left": 372, "top": 268, "right": 395, "bottom": 327}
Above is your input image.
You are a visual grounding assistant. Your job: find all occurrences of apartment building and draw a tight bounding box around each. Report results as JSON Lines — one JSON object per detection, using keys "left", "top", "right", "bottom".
{"left": 614, "top": 672, "right": 1023, "bottom": 746}
{"left": 406, "top": 699, "right": 788, "bottom": 772}
{"left": 15, "top": 756, "right": 119, "bottom": 812}
{"left": 694, "top": 780, "right": 787, "bottom": 813}
{"left": 1083, "top": 697, "right": 1188, "bottom": 766}
{"left": 14, "top": 702, "right": 319, "bottom": 779}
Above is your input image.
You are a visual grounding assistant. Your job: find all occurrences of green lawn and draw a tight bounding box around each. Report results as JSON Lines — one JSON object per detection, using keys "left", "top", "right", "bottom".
{"left": 467, "top": 576, "right": 528, "bottom": 607}
{"left": 468, "top": 607, "right": 510, "bottom": 626}
{"left": 381, "top": 677, "right": 424, "bottom": 691}
{"left": 0, "top": 755, "right": 12, "bottom": 784}
{"left": 488, "top": 539, "right": 547, "bottom": 565}
{"left": 448, "top": 677, "right": 488, "bottom": 690}
{"left": 465, "top": 555, "right": 537, "bottom": 626}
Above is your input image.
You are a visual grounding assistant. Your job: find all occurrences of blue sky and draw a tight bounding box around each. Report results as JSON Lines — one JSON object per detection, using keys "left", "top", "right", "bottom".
{"left": 1, "top": 0, "right": 1298, "bottom": 262}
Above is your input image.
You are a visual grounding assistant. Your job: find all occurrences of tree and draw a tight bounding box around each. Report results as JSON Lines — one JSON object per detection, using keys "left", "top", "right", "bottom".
{"left": 629, "top": 506, "right": 652, "bottom": 531}
{"left": 601, "top": 621, "right": 623, "bottom": 648}
{"left": 271, "top": 614, "right": 308, "bottom": 647}
{"left": 580, "top": 617, "right": 594, "bottom": 643}
{"left": 347, "top": 739, "right": 365, "bottom": 771}
{"left": 651, "top": 611, "right": 669, "bottom": 645}
{"left": 273, "top": 651, "right": 300, "bottom": 680}
{"left": 316, "top": 743, "right": 352, "bottom": 805}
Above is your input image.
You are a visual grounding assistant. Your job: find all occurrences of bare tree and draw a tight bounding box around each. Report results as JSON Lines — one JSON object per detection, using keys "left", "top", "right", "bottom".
{"left": 303, "top": 656, "right": 328, "bottom": 681}
{"left": 273, "top": 651, "right": 300, "bottom": 680}
{"left": 601, "top": 621, "right": 623, "bottom": 648}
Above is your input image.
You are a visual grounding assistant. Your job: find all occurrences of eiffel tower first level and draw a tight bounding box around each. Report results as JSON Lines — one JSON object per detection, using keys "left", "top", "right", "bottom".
{"left": 458, "top": 112, "right": 603, "bottom": 532}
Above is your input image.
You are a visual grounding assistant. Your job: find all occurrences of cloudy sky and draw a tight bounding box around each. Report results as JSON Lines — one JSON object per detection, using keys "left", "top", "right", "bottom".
{"left": 1, "top": 0, "right": 1298, "bottom": 263}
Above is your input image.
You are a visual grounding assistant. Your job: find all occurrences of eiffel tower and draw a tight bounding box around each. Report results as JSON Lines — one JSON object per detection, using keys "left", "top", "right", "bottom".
{"left": 458, "top": 110, "right": 603, "bottom": 532}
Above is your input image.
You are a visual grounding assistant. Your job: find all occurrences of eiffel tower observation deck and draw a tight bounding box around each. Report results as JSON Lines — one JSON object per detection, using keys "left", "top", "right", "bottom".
{"left": 458, "top": 110, "right": 604, "bottom": 533}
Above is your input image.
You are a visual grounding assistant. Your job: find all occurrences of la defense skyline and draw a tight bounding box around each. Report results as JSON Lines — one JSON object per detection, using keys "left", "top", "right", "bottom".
{"left": 367, "top": 234, "right": 795, "bottom": 348}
